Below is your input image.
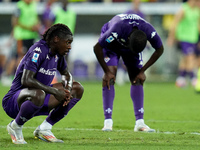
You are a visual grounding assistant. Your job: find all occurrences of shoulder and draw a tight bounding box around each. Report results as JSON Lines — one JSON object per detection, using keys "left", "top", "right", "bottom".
{"left": 29, "top": 40, "right": 49, "bottom": 59}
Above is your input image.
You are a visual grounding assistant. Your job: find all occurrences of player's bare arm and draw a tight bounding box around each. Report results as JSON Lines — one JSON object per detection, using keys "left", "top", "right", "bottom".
{"left": 94, "top": 42, "right": 116, "bottom": 89}
{"left": 134, "top": 45, "right": 164, "bottom": 84}
{"left": 21, "top": 69, "right": 68, "bottom": 103}
{"left": 60, "top": 67, "right": 73, "bottom": 106}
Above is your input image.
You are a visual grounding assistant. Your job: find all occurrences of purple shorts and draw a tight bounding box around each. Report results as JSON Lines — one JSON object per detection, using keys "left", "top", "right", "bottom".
{"left": 180, "top": 42, "right": 197, "bottom": 55}
{"left": 2, "top": 90, "right": 51, "bottom": 119}
{"left": 103, "top": 47, "right": 143, "bottom": 69}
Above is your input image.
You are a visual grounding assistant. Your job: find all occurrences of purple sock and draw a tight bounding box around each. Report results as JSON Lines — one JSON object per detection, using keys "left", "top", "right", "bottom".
{"left": 102, "top": 85, "right": 115, "bottom": 119}
{"left": 187, "top": 71, "right": 195, "bottom": 79}
{"left": 130, "top": 85, "right": 144, "bottom": 120}
{"left": 179, "top": 70, "right": 186, "bottom": 77}
{"left": 46, "top": 98, "right": 80, "bottom": 125}
{"left": 15, "top": 101, "right": 41, "bottom": 125}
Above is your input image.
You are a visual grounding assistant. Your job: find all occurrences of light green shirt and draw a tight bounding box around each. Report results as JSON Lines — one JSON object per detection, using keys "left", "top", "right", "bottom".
{"left": 54, "top": 7, "right": 76, "bottom": 34}
{"left": 176, "top": 3, "right": 200, "bottom": 43}
{"left": 13, "top": 0, "right": 39, "bottom": 40}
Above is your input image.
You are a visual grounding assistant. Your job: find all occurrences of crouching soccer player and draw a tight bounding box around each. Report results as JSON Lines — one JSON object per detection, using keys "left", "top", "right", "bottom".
{"left": 94, "top": 14, "right": 164, "bottom": 132}
{"left": 2, "top": 23, "right": 84, "bottom": 144}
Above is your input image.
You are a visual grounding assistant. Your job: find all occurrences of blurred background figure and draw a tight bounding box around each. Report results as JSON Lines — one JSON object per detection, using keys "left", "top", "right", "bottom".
{"left": 125, "top": 0, "right": 145, "bottom": 19}
{"left": 52, "top": 0, "right": 76, "bottom": 34}
{"left": 41, "top": 0, "right": 57, "bottom": 32}
{"left": 167, "top": 0, "right": 200, "bottom": 88}
{"left": 0, "top": 31, "right": 17, "bottom": 86}
{"left": 0, "top": 0, "right": 41, "bottom": 86}
{"left": 42, "top": 0, "right": 77, "bottom": 83}
{"left": 12, "top": 0, "right": 41, "bottom": 64}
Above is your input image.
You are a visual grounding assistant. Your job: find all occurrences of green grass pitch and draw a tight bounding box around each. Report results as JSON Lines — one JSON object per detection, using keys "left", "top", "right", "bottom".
{"left": 0, "top": 81, "right": 200, "bottom": 149}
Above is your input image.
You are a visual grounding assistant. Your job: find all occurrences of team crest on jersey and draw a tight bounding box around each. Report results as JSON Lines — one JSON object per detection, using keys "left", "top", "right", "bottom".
{"left": 32, "top": 53, "right": 40, "bottom": 63}
{"left": 104, "top": 56, "right": 110, "bottom": 63}
{"left": 33, "top": 47, "right": 42, "bottom": 53}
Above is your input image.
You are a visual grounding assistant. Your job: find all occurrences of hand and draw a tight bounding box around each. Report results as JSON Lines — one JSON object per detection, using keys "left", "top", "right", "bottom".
{"left": 62, "top": 89, "right": 73, "bottom": 107}
{"left": 133, "top": 72, "right": 146, "bottom": 85}
{"left": 103, "top": 71, "right": 115, "bottom": 90}
{"left": 31, "top": 24, "right": 41, "bottom": 32}
{"left": 54, "top": 88, "right": 71, "bottom": 105}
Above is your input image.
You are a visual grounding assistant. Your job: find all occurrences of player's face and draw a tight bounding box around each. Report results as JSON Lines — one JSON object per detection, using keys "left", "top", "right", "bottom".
{"left": 57, "top": 35, "right": 73, "bottom": 56}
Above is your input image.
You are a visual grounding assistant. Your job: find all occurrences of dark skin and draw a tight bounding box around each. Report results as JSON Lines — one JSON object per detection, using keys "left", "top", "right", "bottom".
{"left": 17, "top": 35, "right": 84, "bottom": 111}
{"left": 93, "top": 33, "right": 164, "bottom": 89}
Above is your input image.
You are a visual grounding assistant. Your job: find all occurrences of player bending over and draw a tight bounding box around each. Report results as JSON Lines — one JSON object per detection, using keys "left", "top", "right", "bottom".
{"left": 94, "top": 14, "right": 164, "bottom": 132}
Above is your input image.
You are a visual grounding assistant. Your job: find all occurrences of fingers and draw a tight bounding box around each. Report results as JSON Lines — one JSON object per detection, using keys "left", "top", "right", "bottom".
{"left": 63, "top": 94, "right": 73, "bottom": 107}
{"left": 63, "top": 100, "right": 70, "bottom": 107}
{"left": 110, "top": 78, "right": 115, "bottom": 85}
{"left": 107, "top": 78, "right": 115, "bottom": 90}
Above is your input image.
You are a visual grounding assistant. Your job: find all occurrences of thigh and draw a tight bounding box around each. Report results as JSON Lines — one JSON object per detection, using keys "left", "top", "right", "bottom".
{"left": 17, "top": 88, "right": 45, "bottom": 107}
{"left": 121, "top": 50, "right": 143, "bottom": 69}
{"left": 121, "top": 50, "right": 142, "bottom": 82}
{"left": 103, "top": 48, "right": 120, "bottom": 66}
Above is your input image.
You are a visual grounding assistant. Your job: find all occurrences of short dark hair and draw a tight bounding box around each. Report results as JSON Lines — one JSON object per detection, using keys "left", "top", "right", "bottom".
{"left": 129, "top": 30, "right": 147, "bottom": 54}
{"left": 42, "top": 23, "right": 72, "bottom": 45}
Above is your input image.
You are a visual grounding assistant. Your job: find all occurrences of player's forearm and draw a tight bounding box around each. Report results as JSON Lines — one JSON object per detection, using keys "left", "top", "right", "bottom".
{"left": 21, "top": 69, "right": 58, "bottom": 95}
{"left": 141, "top": 46, "right": 163, "bottom": 72}
{"left": 22, "top": 77, "right": 58, "bottom": 95}
{"left": 94, "top": 43, "right": 110, "bottom": 73}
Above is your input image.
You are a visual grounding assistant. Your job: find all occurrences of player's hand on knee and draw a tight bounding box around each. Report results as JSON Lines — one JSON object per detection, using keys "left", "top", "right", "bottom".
{"left": 63, "top": 89, "right": 73, "bottom": 107}
{"left": 54, "top": 88, "right": 69, "bottom": 103}
{"left": 103, "top": 72, "right": 115, "bottom": 90}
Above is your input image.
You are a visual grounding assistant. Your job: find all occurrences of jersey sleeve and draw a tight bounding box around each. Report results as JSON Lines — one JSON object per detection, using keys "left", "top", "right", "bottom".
{"left": 98, "top": 23, "right": 121, "bottom": 48}
{"left": 24, "top": 46, "right": 46, "bottom": 73}
{"left": 143, "top": 23, "right": 163, "bottom": 49}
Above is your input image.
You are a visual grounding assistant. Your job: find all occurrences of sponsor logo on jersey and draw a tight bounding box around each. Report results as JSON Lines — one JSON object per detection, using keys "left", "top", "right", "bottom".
{"left": 151, "top": 31, "right": 156, "bottom": 38}
{"left": 38, "top": 68, "right": 56, "bottom": 76}
{"left": 32, "top": 53, "right": 40, "bottom": 63}
{"left": 33, "top": 47, "right": 42, "bottom": 53}
{"left": 104, "top": 56, "right": 110, "bottom": 63}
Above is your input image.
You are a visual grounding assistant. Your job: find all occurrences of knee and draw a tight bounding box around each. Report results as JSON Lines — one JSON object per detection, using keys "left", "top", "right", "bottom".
{"left": 31, "top": 90, "right": 46, "bottom": 106}
{"left": 72, "top": 81, "right": 84, "bottom": 99}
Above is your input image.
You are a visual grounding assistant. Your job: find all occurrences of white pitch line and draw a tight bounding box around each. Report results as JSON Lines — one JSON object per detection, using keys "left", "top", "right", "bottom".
{"left": 148, "top": 120, "right": 200, "bottom": 123}
{"left": 0, "top": 126, "right": 200, "bottom": 136}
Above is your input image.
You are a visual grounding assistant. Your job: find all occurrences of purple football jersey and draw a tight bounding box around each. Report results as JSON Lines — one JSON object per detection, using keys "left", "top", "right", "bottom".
{"left": 98, "top": 14, "right": 163, "bottom": 51}
{"left": 125, "top": 9, "right": 145, "bottom": 19}
{"left": 3, "top": 39, "right": 67, "bottom": 102}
